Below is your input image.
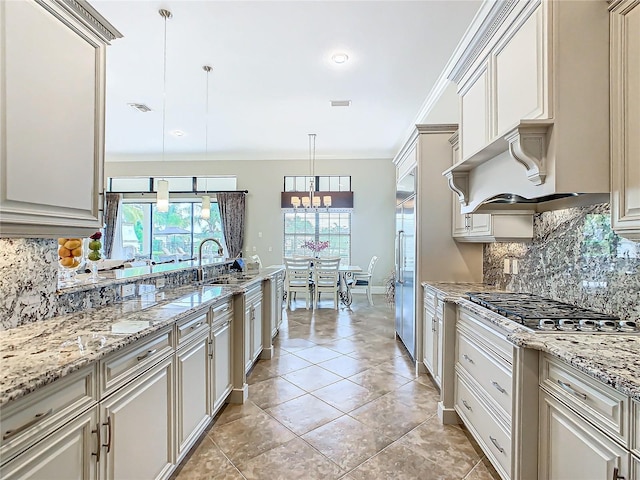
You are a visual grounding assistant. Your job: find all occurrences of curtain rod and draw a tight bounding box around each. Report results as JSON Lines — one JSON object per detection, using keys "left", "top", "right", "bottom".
{"left": 111, "top": 190, "right": 248, "bottom": 194}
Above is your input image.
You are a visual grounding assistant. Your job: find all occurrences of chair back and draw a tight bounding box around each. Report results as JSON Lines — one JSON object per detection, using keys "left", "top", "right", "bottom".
{"left": 313, "top": 257, "right": 341, "bottom": 288}
{"left": 367, "top": 255, "right": 379, "bottom": 275}
{"left": 284, "top": 257, "right": 312, "bottom": 287}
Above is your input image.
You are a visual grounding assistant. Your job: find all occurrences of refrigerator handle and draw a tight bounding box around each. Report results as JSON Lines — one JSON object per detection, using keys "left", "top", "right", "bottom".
{"left": 396, "top": 230, "right": 404, "bottom": 284}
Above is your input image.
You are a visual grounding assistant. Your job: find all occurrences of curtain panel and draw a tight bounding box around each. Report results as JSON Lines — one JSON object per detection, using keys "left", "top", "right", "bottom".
{"left": 217, "top": 192, "right": 246, "bottom": 258}
{"left": 103, "top": 192, "right": 122, "bottom": 259}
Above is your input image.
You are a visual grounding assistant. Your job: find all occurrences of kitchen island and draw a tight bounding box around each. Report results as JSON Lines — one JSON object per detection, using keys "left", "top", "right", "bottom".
{"left": 0, "top": 266, "right": 284, "bottom": 480}
{"left": 423, "top": 281, "right": 640, "bottom": 480}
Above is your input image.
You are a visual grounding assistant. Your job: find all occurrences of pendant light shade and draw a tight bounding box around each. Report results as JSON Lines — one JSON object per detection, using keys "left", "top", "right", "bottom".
{"left": 157, "top": 8, "right": 172, "bottom": 212}
{"left": 201, "top": 195, "right": 211, "bottom": 219}
{"left": 157, "top": 179, "right": 169, "bottom": 212}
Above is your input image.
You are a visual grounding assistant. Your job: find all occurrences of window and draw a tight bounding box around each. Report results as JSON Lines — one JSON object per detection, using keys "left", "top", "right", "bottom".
{"left": 283, "top": 175, "right": 351, "bottom": 263}
{"left": 119, "top": 201, "right": 224, "bottom": 262}
{"left": 110, "top": 175, "right": 235, "bottom": 262}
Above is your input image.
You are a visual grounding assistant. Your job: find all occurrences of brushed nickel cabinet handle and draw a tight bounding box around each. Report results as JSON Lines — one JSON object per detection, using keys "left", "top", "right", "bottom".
{"left": 557, "top": 379, "right": 587, "bottom": 400}
{"left": 463, "top": 354, "right": 474, "bottom": 364}
{"left": 3, "top": 408, "right": 54, "bottom": 440}
{"left": 489, "top": 436, "right": 505, "bottom": 453}
{"left": 462, "top": 400, "right": 472, "bottom": 411}
{"left": 491, "top": 381, "right": 506, "bottom": 394}
{"left": 190, "top": 322, "right": 204, "bottom": 330}
{"left": 103, "top": 416, "right": 112, "bottom": 453}
{"left": 92, "top": 424, "right": 101, "bottom": 462}
{"left": 137, "top": 349, "right": 158, "bottom": 361}
{"left": 613, "top": 467, "right": 625, "bottom": 480}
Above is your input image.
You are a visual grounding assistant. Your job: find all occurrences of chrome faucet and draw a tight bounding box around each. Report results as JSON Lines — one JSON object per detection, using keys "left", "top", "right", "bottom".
{"left": 197, "top": 238, "right": 224, "bottom": 281}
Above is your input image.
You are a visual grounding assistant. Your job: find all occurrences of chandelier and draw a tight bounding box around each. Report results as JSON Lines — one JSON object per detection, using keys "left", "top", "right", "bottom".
{"left": 291, "top": 134, "right": 331, "bottom": 209}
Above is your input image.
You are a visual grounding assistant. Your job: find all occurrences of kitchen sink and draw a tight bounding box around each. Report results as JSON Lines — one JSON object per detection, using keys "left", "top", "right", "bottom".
{"left": 204, "top": 274, "right": 259, "bottom": 285}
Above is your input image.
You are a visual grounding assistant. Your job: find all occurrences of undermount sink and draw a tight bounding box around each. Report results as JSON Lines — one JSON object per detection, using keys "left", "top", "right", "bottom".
{"left": 204, "top": 274, "right": 259, "bottom": 285}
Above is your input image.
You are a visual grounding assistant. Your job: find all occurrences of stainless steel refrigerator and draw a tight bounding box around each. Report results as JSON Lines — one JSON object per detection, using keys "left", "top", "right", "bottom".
{"left": 395, "top": 169, "right": 416, "bottom": 360}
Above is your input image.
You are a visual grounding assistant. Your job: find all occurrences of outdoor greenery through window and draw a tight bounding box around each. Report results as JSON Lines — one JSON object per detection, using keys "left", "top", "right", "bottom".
{"left": 120, "top": 201, "right": 224, "bottom": 263}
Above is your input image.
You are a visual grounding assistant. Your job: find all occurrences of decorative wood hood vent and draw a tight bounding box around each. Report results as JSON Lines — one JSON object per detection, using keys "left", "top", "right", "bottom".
{"left": 442, "top": 0, "right": 611, "bottom": 214}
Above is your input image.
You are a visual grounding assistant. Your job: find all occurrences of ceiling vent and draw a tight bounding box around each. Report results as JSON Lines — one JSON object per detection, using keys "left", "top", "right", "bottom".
{"left": 128, "top": 103, "right": 152, "bottom": 112}
{"left": 330, "top": 100, "right": 351, "bottom": 107}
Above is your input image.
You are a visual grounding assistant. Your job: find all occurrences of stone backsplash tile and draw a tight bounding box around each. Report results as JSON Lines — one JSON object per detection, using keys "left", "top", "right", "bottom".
{"left": 484, "top": 204, "right": 640, "bottom": 321}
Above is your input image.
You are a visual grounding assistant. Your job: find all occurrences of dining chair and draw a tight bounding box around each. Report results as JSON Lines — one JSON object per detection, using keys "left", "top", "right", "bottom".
{"left": 283, "top": 257, "right": 313, "bottom": 309}
{"left": 349, "top": 255, "right": 378, "bottom": 306}
{"left": 312, "top": 257, "right": 341, "bottom": 309}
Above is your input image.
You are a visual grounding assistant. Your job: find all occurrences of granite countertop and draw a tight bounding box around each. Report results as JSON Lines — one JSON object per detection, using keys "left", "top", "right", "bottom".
{"left": 450, "top": 296, "right": 640, "bottom": 403}
{"left": 0, "top": 267, "right": 284, "bottom": 407}
{"left": 421, "top": 282, "right": 506, "bottom": 302}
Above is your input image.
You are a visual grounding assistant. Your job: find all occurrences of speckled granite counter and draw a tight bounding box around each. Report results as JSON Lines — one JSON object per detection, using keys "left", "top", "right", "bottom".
{"left": 423, "top": 281, "right": 640, "bottom": 402}
{"left": 0, "top": 267, "right": 283, "bottom": 407}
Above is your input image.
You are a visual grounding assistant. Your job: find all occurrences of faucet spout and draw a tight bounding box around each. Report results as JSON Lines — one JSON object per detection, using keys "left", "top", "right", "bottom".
{"left": 197, "top": 238, "right": 225, "bottom": 281}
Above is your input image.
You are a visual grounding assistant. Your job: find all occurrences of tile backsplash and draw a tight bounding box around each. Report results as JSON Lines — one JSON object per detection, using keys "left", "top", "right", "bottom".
{"left": 484, "top": 203, "right": 640, "bottom": 322}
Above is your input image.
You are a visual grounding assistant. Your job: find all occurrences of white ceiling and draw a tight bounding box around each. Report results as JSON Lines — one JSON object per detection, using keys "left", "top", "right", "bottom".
{"left": 92, "top": 0, "right": 481, "bottom": 162}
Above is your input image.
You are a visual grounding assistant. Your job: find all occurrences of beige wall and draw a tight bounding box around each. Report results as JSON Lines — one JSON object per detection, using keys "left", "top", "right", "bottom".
{"left": 105, "top": 156, "right": 396, "bottom": 287}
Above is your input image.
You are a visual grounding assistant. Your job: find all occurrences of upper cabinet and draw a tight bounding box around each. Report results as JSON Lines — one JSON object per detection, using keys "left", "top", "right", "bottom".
{"left": 610, "top": 0, "right": 640, "bottom": 241}
{"left": 444, "top": 0, "right": 611, "bottom": 214}
{"left": 0, "top": 0, "right": 121, "bottom": 238}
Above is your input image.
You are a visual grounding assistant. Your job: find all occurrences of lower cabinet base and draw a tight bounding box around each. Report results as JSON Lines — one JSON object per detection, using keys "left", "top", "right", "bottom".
{"left": 437, "top": 402, "right": 460, "bottom": 425}
{"left": 259, "top": 347, "right": 274, "bottom": 360}
{"left": 229, "top": 385, "right": 248, "bottom": 404}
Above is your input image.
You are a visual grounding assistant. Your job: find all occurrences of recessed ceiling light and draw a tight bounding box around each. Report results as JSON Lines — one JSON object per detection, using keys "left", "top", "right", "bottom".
{"left": 330, "top": 100, "right": 351, "bottom": 107}
{"left": 128, "top": 103, "right": 152, "bottom": 112}
{"left": 170, "top": 130, "right": 185, "bottom": 137}
{"left": 331, "top": 53, "right": 349, "bottom": 64}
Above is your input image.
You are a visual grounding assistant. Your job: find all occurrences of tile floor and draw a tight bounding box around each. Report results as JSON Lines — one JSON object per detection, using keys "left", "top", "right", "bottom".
{"left": 172, "top": 295, "right": 501, "bottom": 480}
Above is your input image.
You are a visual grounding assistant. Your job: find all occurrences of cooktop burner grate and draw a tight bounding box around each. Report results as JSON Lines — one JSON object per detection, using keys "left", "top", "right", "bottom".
{"left": 465, "top": 292, "right": 633, "bottom": 332}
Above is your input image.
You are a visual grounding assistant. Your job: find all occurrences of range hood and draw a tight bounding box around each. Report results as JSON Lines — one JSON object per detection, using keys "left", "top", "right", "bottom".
{"left": 443, "top": 121, "right": 611, "bottom": 214}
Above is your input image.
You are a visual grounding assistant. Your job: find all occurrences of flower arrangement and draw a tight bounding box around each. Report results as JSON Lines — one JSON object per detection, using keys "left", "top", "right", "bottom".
{"left": 301, "top": 240, "right": 329, "bottom": 253}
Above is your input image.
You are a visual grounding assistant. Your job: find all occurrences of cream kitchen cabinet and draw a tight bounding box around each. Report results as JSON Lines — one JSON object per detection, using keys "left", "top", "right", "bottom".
{"left": 99, "top": 355, "right": 174, "bottom": 480}
{"left": 422, "top": 286, "right": 443, "bottom": 387}
{"left": 610, "top": 0, "right": 640, "bottom": 241}
{"left": 175, "top": 311, "right": 210, "bottom": 462}
{"left": 0, "top": 406, "right": 99, "bottom": 480}
{"left": 0, "top": 0, "right": 121, "bottom": 238}
{"left": 444, "top": 0, "right": 610, "bottom": 213}
{"left": 539, "top": 391, "right": 630, "bottom": 480}
{"left": 539, "top": 353, "right": 633, "bottom": 480}
{"left": 243, "top": 283, "right": 263, "bottom": 374}
{"left": 453, "top": 306, "right": 539, "bottom": 480}
{"left": 210, "top": 299, "right": 233, "bottom": 415}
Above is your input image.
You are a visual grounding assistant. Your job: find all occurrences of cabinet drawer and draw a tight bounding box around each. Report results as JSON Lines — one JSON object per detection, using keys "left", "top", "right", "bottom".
{"left": 634, "top": 400, "right": 640, "bottom": 457}
{"left": 458, "top": 308, "right": 513, "bottom": 363}
{"left": 176, "top": 310, "right": 209, "bottom": 346}
{"left": 0, "top": 364, "right": 97, "bottom": 464}
{"left": 455, "top": 371, "right": 511, "bottom": 479}
{"left": 245, "top": 284, "right": 262, "bottom": 305}
{"left": 99, "top": 325, "right": 174, "bottom": 398}
{"left": 210, "top": 300, "right": 233, "bottom": 329}
{"left": 423, "top": 287, "right": 444, "bottom": 316}
{"left": 540, "top": 355, "right": 629, "bottom": 447}
{"left": 457, "top": 330, "right": 512, "bottom": 417}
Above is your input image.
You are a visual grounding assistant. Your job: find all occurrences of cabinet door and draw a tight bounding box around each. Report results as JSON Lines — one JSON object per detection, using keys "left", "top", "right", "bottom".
{"left": 435, "top": 316, "right": 443, "bottom": 386}
{"left": 244, "top": 304, "right": 253, "bottom": 373}
{"left": 212, "top": 319, "right": 232, "bottom": 415}
{"left": 611, "top": 0, "right": 640, "bottom": 240}
{"left": 460, "top": 64, "right": 490, "bottom": 158}
{"left": 252, "top": 297, "right": 263, "bottom": 362}
{"left": 0, "top": 0, "right": 109, "bottom": 237}
{"left": 422, "top": 306, "right": 437, "bottom": 382}
{"left": 176, "top": 334, "right": 209, "bottom": 461}
{"left": 452, "top": 195, "right": 492, "bottom": 241}
{"left": 100, "top": 356, "right": 174, "bottom": 480}
{"left": 0, "top": 406, "right": 98, "bottom": 480}
{"left": 539, "top": 391, "right": 630, "bottom": 480}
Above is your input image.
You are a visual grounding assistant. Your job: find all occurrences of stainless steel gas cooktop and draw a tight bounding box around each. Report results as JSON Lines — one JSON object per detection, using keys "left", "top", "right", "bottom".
{"left": 467, "top": 292, "right": 638, "bottom": 333}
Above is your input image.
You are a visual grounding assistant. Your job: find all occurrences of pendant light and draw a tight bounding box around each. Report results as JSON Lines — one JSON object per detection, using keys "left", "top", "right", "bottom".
{"left": 156, "top": 8, "right": 172, "bottom": 213}
{"left": 201, "top": 65, "right": 212, "bottom": 220}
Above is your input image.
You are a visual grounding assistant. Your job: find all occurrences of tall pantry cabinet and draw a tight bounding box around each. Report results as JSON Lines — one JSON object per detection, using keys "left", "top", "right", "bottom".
{"left": 0, "top": 0, "right": 121, "bottom": 238}
{"left": 393, "top": 125, "right": 483, "bottom": 367}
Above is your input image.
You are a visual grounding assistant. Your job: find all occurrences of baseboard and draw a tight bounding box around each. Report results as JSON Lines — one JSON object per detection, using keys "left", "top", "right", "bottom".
{"left": 229, "top": 385, "right": 248, "bottom": 404}
{"left": 438, "top": 402, "right": 461, "bottom": 425}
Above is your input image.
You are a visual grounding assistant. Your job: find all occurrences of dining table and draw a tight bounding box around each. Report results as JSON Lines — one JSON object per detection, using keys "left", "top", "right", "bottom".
{"left": 278, "top": 262, "right": 363, "bottom": 308}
